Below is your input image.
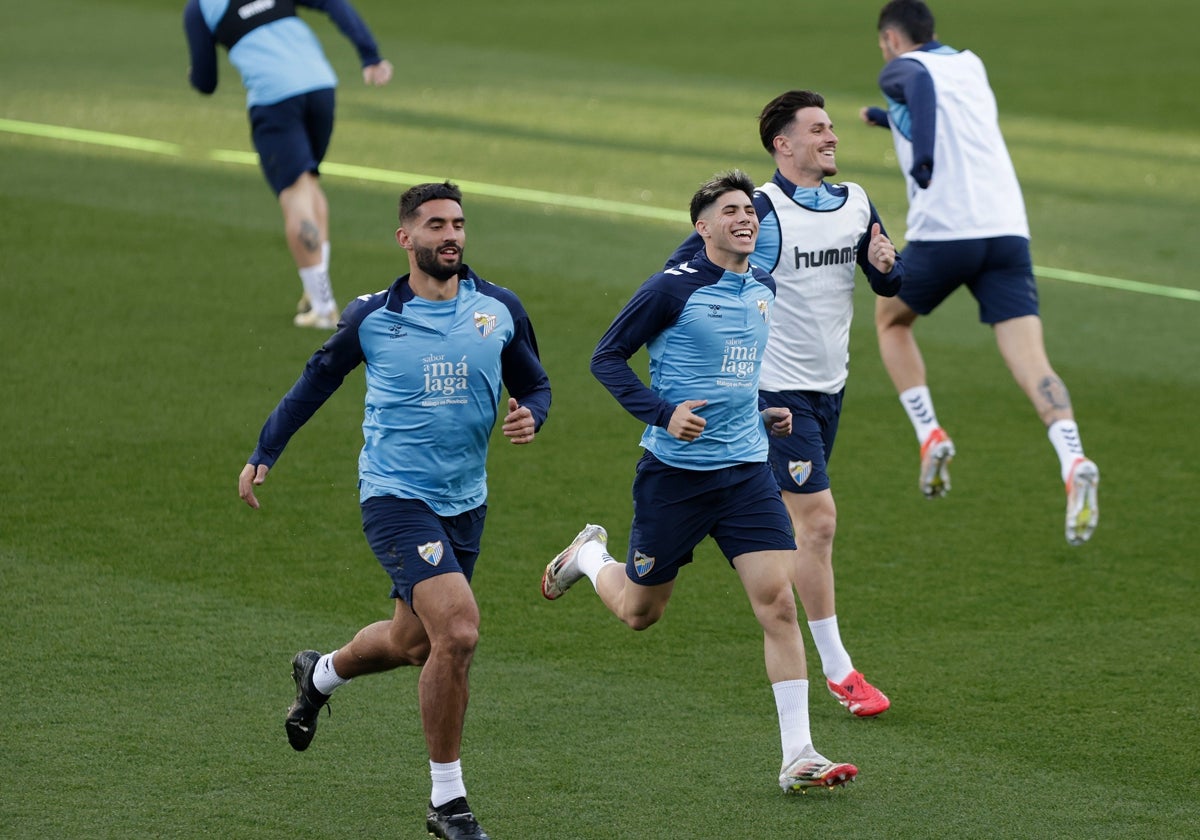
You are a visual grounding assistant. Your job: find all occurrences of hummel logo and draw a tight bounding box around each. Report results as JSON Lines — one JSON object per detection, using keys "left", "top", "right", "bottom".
{"left": 237, "top": 0, "right": 276, "bottom": 20}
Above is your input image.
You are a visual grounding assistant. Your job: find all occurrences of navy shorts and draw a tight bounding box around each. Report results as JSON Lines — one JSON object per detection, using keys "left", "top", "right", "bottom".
{"left": 625, "top": 453, "right": 795, "bottom": 586}
{"left": 899, "top": 236, "right": 1039, "bottom": 323}
{"left": 248, "top": 88, "right": 336, "bottom": 195}
{"left": 760, "top": 389, "right": 843, "bottom": 495}
{"left": 361, "top": 495, "right": 486, "bottom": 605}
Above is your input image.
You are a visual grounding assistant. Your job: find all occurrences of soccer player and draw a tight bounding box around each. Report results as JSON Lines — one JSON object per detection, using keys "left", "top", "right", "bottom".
{"left": 543, "top": 170, "right": 859, "bottom": 793}
{"left": 183, "top": 0, "right": 394, "bottom": 329}
{"left": 238, "top": 181, "right": 550, "bottom": 840}
{"left": 666, "top": 90, "right": 903, "bottom": 718}
{"left": 860, "top": 0, "right": 1099, "bottom": 544}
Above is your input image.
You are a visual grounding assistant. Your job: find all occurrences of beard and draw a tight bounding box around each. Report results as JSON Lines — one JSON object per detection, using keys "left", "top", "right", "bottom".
{"left": 414, "top": 243, "right": 463, "bottom": 282}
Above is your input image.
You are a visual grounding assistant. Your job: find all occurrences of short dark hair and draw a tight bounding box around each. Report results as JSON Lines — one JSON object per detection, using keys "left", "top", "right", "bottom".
{"left": 758, "top": 90, "right": 826, "bottom": 153}
{"left": 689, "top": 169, "right": 756, "bottom": 224}
{"left": 399, "top": 181, "right": 463, "bottom": 223}
{"left": 878, "top": 0, "right": 935, "bottom": 43}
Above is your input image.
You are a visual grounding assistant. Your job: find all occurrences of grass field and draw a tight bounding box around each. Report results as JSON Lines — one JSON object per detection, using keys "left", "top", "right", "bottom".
{"left": 2, "top": 1, "right": 1198, "bottom": 838}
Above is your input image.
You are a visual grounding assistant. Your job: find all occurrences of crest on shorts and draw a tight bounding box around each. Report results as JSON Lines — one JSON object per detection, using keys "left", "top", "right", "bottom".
{"left": 633, "top": 550, "right": 656, "bottom": 578}
{"left": 788, "top": 460, "right": 813, "bottom": 488}
{"left": 474, "top": 312, "right": 497, "bottom": 338}
{"left": 417, "top": 540, "right": 444, "bottom": 566}
{"left": 757, "top": 299, "right": 769, "bottom": 322}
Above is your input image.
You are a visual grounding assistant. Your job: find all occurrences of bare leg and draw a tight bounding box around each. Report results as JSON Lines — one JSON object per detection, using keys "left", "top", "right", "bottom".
{"left": 332, "top": 598, "right": 431, "bottom": 677}
{"left": 278, "top": 171, "right": 328, "bottom": 270}
{"left": 782, "top": 489, "right": 836, "bottom": 622}
{"left": 594, "top": 562, "right": 674, "bottom": 632}
{"left": 733, "top": 550, "right": 806, "bottom": 683}
{"left": 875, "top": 293, "right": 926, "bottom": 393}
{"left": 993, "top": 315, "right": 1074, "bottom": 426}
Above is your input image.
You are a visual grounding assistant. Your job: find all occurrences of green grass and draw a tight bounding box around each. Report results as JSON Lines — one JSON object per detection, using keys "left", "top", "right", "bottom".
{"left": 2, "top": 1, "right": 1198, "bottom": 837}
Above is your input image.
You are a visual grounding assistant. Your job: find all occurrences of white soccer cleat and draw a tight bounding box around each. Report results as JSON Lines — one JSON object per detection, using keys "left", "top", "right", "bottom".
{"left": 1064, "top": 457, "right": 1099, "bottom": 545}
{"left": 293, "top": 305, "right": 338, "bottom": 330}
{"left": 779, "top": 745, "right": 858, "bottom": 792}
{"left": 541, "top": 524, "right": 607, "bottom": 600}
{"left": 918, "top": 427, "right": 955, "bottom": 499}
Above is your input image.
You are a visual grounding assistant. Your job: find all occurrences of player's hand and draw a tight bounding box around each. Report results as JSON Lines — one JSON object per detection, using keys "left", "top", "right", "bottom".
{"left": 668, "top": 399, "right": 708, "bottom": 441}
{"left": 363, "top": 59, "right": 393, "bottom": 86}
{"left": 502, "top": 397, "right": 536, "bottom": 445}
{"left": 762, "top": 406, "right": 792, "bottom": 438}
{"left": 238, "top": 463, "right": 269, "bottom": 509}
{"left": 867, "top": 222, "right": 896, "bottom": 274}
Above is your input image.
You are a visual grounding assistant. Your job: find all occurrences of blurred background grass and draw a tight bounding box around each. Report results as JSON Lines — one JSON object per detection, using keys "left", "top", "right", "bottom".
{"left": 2, "top": 1, "right": 1197, "bottom": 837}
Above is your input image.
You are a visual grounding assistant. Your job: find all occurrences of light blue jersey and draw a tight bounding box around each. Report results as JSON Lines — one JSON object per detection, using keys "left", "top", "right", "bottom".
{"left": 591, "top": 251, "right": 775, "bottom": 471}
{"left": 249, "top": 268, "right": 551, "bottom": 516}
{"left": 186, "top": 0, "right": 383, "bottom": 107}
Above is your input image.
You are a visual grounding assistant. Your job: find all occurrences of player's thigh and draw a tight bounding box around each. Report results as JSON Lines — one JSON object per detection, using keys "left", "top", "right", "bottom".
{"left": 969, "top": 236, "right": 1039, "bottom": 324}
{"left": 249, "top": 95, "right": 321, "bottom": 194}
{"left": 762, "top": 390, "right": 840, "bottom": 494}
{"left": 360, "top": 495, "right": 485, "bottom": 607}
{"left": 710, "top": 463, "right": 796, "bottom": 562}
{"left": 896, "top": 239, "right": 983, "bottom": 316}
{"left": 625, "top": 455, "right": 714, "bottom": 585}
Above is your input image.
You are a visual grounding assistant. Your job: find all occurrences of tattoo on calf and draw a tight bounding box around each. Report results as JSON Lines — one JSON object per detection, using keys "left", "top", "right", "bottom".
{"left": 300, "top": 220, "right": 321, "bottom": 254}
{"left": 1038, "top": 376, "right": 1072, "bottom": 411}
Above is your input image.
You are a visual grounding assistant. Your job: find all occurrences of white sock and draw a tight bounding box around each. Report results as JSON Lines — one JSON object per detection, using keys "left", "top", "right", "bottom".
{"left": 321, "top": 241, "right": 330, "bottom": 272}
{"left": 1048, "top": 419, "right": 1086, "bottom": 481}
{"left": 772, "top": 679, "right": 811, "bottom": 764}
{"left": 312, "top": 651, "right": 350, "bottom": 695}
{"left": 430, "top": 759, "right": 467, "bottom": 808}
{"left": 298, "top": 263, "right": 336, "bottom": 314}
{"left": 900, "top": 385, "right": 941, "bottom": 444}
{"left": 808, "top": 616, "right": 854, "bottom": 684}
{"left": 577, "top": 540, "right": 618, "bottom": 588}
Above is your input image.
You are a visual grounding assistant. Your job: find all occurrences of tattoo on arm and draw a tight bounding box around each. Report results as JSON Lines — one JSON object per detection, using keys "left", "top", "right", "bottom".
{"left": 1038, "top": 376, "right": 1072, "bottom": 411}
{"left": 299, "top": 220, "right": 321, "bottom": 255}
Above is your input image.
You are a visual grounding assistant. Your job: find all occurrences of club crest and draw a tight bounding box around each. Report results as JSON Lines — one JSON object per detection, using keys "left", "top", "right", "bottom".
{"left": 633, "top": 550, "right": 655, "bottom": 578}
{"left": 417, "top": 540, "right": 445, "bottom": 566}
{"left": 788, "top": 460, "right": 813, "bottom": 487}
{"left": 757, "top": 299, "right": 769, "bottom": 322}
{"left": 473, "top": 312, "right": 497, "bottom": 338}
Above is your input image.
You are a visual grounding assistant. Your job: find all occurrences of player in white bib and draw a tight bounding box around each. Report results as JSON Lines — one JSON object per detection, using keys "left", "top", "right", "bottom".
{"left": 666, "top": 91, "right": 903, "bottom": 718}
{"left": 861, "top": 0, "right": 1100, "bottom": 545}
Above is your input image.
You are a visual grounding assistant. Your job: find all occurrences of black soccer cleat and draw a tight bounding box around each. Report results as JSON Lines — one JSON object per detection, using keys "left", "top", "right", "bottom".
{"left": 426, "top": 797, "right": 491, "bottom": 840}
{"left": 285, "top": 649, "right": 330, "bottom": 751}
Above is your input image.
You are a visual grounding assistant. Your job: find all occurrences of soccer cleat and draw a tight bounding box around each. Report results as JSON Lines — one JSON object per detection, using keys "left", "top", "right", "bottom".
{"left": 296, "top": 291, "right": 312, "bottom": 314}
{"left": 1064, "top": 457, "right": 1100, "bottom": 546}
{"left": 918, "top": 427, "right": 955, "bottom": 498}
{"left": 827, "top": 670, "right": 890, "bottom": 717}
{"left": 293, "top": 305, "right": 338, "bottom": 330}
{"left": 779, "top": 746, "right": 858, "bottom": 792}
{"left": 541, "top": 523, "right": 607, "bottom": 600}
{"left": 426, "top": 798, "right": 491, "bottom": 840}
{"left": 285, "top": 649, "right": 331, "bottom": 751}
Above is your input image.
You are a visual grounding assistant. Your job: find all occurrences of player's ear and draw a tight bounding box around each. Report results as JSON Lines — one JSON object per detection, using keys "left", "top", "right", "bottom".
{"left": 395, "top": 227, "right": 410, "bottom": 249}
{"left": 694, "top": 218, "right": 711, "bottom": 240}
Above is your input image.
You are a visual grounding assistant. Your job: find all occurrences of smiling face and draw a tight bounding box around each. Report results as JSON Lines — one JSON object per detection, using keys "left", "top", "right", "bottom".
{"left": 772, "top": 106, "right": 838, "bottom": 188}
{"left": 396, "top": 198, "right": 465, "bottom": 291}
{"left": 697, "top": 189, "right": 758, "bottom": 270}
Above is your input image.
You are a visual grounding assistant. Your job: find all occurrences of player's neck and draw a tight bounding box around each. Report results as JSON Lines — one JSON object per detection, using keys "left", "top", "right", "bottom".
{"left": 409, "top": 272, "right": 460, "bottom": 301}
{"left": 704, "top": 246, "right": 751, "bottom": 274}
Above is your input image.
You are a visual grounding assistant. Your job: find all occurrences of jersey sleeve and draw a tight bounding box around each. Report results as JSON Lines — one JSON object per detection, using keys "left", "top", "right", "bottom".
{"left": 856, "top": 200, "right": 904, "bottom": 297}
{"left": 589, "top": 282, "right": 682, "bottom": 429}
{"left": 247, "top": 305, "right": 368, "bottom": 467}
{"left": 497, "top": 295, "right": 552, "bottom": 431}
{"left": 300, "top": 0, "right": 384, "bottom": 67}
{"left": 183, "top": 0, "right": 218, "bottom": 94}
{"left": 880, "top": 57, "right": 937, "bottom": 187}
